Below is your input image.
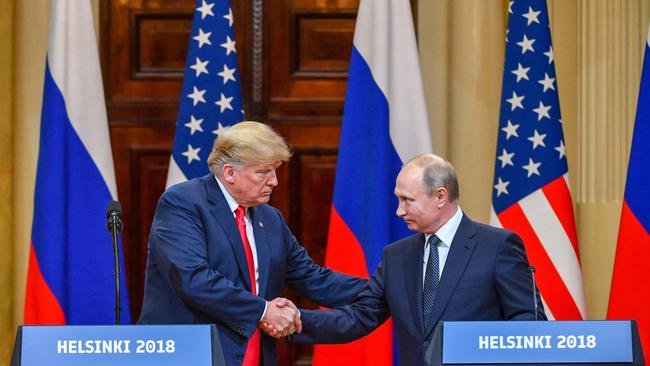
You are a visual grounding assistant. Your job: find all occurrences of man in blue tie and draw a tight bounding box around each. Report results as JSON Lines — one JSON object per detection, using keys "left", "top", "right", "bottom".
{"left": 273, "top": 154, "right": 546, "bottom": 366}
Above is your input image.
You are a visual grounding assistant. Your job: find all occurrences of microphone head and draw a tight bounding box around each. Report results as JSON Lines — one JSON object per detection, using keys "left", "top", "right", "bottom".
{"left": 106, "top": 200, "right": 122, "bottom": 218}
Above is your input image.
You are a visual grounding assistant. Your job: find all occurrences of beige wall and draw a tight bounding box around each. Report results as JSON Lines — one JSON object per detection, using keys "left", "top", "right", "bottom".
{"left": 1, "top": 0, "right": 15, "bottom": 362}
{"left": 419, "top": 0, "right": 650, "bottom": 320}
{"left": 12, "top": 0, "right": 50, "bottom": 337}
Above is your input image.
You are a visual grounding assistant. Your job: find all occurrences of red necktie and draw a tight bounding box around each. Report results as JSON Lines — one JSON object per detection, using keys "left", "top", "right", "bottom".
{"left": 235, "top": 206, "right": 260, "bottom": 366}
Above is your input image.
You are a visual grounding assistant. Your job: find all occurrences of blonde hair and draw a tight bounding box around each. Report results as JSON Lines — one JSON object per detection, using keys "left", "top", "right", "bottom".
{"left": 207, "top": 121, "right": 292, "bottom": 173}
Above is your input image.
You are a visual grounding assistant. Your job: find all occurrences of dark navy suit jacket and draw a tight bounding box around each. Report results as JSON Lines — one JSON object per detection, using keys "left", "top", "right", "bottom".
{"left": 138, "top": 174, "right": 365, "bottom": 365}
{"left": 295, "top": 214, "right": 546, "bottom": 366}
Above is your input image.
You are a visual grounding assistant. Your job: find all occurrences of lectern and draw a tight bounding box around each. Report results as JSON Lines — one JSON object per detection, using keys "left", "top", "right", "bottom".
{"left": 426, "top": 320, "right": 644, "bottom": 365}
{"left": 11, "top": 324, "right": 225, "bottom": 366}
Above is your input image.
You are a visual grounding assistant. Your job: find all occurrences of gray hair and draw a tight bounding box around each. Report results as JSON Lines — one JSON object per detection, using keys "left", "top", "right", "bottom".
{"left": 207, "top": 121, "right": 292, "bottom": 173}
{"left": 406, "top": 154, "right": 460, "bottom": 202}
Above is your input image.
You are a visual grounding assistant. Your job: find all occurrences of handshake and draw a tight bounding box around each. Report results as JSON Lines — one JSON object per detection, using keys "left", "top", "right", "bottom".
{"left": 260, "top": 297, "right": 301, "bottom": 338}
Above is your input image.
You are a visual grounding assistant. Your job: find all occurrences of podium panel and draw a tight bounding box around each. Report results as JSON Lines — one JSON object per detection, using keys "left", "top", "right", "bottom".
{"left": 426, "top": 320, "right": 645, "bottom": 365}
{"left": 11, "top": 324, "right": 225, "bottom": 366}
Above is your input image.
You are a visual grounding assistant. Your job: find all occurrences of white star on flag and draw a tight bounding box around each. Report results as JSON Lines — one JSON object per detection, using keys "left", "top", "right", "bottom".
{"left": 528, "top": 129, "right": 547, "bottom": 149}
{"left": 517, "top": 34, "right": 535, "bottom": 54}
{"left": 220, "top": 35, "right": 236, "bottom": 55}
{"left": 555, "top": 140, "right": 566, "bottom": 159}
{"left": 224, "top": 8, "right": 234, "bottom": 27}
{"left": 193, "top": 28, "right": 212, "bottom": 48}
{"left": 184, "top": 115, "right": 204, "bottom": 135}
{"left": 512, "top": 63, "right": 530, "bottom": 82}
{"left": 522, "top": 6, "right": 541, "bottom": 26}
{"left": 506, "top": 91, "right": 525, "bottom": 111}
{"left": 182, "top": 144, "right": 201, "bottom": 164}
{"left": 190, "top": 57, "right": 209, "bottom": 77}
{"left": 187, "top": 86, "right": 206, "bottom": 106}
{"left": 215, "top": 93, "right": 234, "bottom": 112}
{"left": 538, "top": 73, "right": 555, "bottom": 92}
{"left": 522, "top": 158, "right": 542, "bottom": 177}
{"left": 532, "top": 100, "right": 551, "bottom": 120}
{"left": 218, "top": 64, "right": 236, "bottom": 84}
{"left": 497, "top": 148, "right": 515, "bottom": 168}
{"left": 502, "top": 120, "right": 520, "bottom": 139}
{"left": 213, "top": 122, "right": 227, "bottom": 135}
{"left": 544, "top": 46, "right": 554, "bottom": 64}
{"left": 196, "top": 0, "right": 215, "bottom": 19}
{"left": 494, "top": 177, "right": 510, "bottom": 196}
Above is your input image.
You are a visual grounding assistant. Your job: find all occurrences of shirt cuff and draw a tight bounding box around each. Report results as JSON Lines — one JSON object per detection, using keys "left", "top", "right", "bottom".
{"left": 260, "top": 301, "right": 268, "bottom": 322}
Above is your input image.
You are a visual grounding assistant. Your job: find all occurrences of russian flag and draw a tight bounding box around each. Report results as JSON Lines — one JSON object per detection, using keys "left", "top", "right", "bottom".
{"left": 312, "top": 0, "right": 433, "bottom": 364}
{"left": 23, "top": 0, "right": 131, "bottom": 325}
{"left": 607, "top": 22, "right": 650, "bottom": 356}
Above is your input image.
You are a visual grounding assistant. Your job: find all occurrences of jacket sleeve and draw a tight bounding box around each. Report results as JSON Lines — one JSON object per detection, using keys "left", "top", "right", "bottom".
{"left": 291, "top": 250, "right": 391, "bottom": 344}
{"left": 148, "top": 190, "right": 266, "bottom": 337}
{"left": 495, "top": 232, "right": 548, "bottom": 321}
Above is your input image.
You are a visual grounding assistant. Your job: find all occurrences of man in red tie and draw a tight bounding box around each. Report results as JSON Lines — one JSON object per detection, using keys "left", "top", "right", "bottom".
{"left": 139, "top": 121, "right": 366, "bottom": 366}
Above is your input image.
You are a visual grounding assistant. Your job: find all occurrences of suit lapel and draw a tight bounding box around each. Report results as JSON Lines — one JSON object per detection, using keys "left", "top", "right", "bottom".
{"left": 204, "top": 175, "right": 254, "bottom": 292}
{"left": 250, "top": 207, "right": 270, "bottom": 297}
{"left": 403, "top": 234, "right": 426, "bottom": 336}
{"left": 424, "top": 215, "right": 478, "bottom": 339}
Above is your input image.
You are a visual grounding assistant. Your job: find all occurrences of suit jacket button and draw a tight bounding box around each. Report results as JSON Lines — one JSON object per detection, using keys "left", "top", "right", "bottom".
{"left": 423, "top": 341, "right": 430, "bottom": 348}
{"left": 235, "top": 353, "right": 244, "bottom": 361}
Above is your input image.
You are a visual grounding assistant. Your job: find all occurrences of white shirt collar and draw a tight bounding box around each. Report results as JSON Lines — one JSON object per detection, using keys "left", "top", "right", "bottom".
{"left": 215, "top": 175, "right": 242, "bottom": 214}
{"left": 425, "top": 206, "right": 463, "bottom": 247}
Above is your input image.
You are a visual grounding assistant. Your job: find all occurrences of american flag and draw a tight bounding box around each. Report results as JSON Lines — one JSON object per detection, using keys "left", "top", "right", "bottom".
{"left": 490, "top": 0, "right": 586, "bottom": 320}
{"left": 166, "top": 0, "right": 244, "bottom": 186}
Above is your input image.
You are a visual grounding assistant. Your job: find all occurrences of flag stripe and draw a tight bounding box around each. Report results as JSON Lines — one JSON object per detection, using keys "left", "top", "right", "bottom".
{"left": 541, "top": 175, "right": 579, "bottom": 256}
{"left": 47, "top": 0, "right": 117, "bottom": 200}
{"left": 519, "top": 188, "right": 586, "bottom": 318}
{"left": 353, "top": 0, "right": 431, "bottom": 160}
{"left": 324, "top": 207, "right": 371, "bottom": 279}
{"left": 498, "top": 203, "right": 583, "bottom": 320}
{"left": 332, "top": 45, "right": 410, "bottom": 275}
{"left": 24, "top": 243, "right": 66, "bottom": 325}
{"left": 608, "top": 202, "right": 650, "bottom": 352}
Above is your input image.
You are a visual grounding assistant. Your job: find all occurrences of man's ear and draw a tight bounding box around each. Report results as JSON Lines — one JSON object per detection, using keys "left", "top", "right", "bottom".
{"left": 435, "top": 187, "right": 448, "bottom": 207}
{"left": 222, "top": 164, "right": 237, "bottom": 184}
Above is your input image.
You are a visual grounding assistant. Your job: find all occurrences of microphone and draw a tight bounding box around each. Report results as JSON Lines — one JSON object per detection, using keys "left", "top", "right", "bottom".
{"left": 529, "top": 265, "right": 539, "bottom": 321}
{"left": 106, "top": 200, "right": 123, "bottom": 324}
{"left": 106, "top": 201, "right": 123, "bottom": 234}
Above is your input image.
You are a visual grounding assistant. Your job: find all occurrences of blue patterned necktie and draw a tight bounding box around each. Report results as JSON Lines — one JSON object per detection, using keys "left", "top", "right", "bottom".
{"left": 422, "top": 235, "right": 441, "bottom": 330}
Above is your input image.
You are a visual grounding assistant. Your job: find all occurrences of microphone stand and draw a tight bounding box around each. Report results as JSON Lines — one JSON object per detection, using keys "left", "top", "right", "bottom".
{"left": 107, "top": 209, "right": 122, "bottom": 325}
{"left": 530, "top": 266, "right": 538, "bottom": 321}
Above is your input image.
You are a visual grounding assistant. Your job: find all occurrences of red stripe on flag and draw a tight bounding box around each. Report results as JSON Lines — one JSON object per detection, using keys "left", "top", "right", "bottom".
{"left": 541, "top": 177, "right": 580, "bottom": 259}
{"left": 312, "top": 207, "right": 393, "bottom": 366}
{"left": 24, "top": 243, "right": 66, "bottom": 325}
{"left": 323, "top": 207, "right": 371, "bottom": 278}
{"left": 499, "top": 204, "right": 583, "bottom": 320}
{"left": 607, "top": 202, "right": 650, "bottom": 356}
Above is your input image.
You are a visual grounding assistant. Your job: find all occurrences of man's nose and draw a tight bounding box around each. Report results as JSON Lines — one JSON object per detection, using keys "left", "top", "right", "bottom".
{"left": 267, "top": 170, "right": 278, "bottom": 186}
{"left": 396, "top": 203, "right": 405, "bottom": 217}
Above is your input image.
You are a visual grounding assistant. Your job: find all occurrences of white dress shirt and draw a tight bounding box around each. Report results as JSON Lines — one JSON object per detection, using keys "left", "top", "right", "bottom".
{"left": 215, "top": 176, "right": 260, "bottom": 291}
{"left": 423, "top": 206, "right": 464, "bottom": 288}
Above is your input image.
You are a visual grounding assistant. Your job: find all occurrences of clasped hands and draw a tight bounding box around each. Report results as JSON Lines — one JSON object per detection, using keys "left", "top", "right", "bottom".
{"left": 260, "top": 297, "right": 301, "bottom": 338}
